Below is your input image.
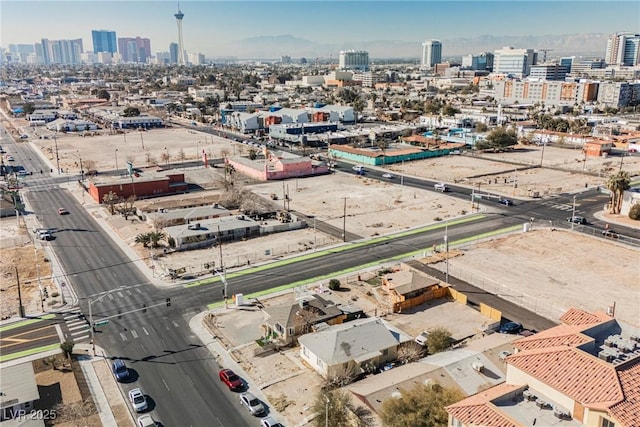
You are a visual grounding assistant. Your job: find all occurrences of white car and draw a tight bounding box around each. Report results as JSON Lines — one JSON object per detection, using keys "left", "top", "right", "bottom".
{"left": 128, "top": 388, "right": 148, "bottom": 412}
{"left": 239, "top": 392, "right": 265, "bottom": 416}
{"left": 382, "top": 173, "right": 394, "bottom": 179}
{"left": 415, "top": 331, "right": 429, "bottom": 346}
{"left": 434, "top": 183, "right": 449, "bottom": 192}
{"left": 261, "top": 416, "right": 284, "bottom": 427}
{"left": 137, "top": 415, "right": 156, "bottom": 427}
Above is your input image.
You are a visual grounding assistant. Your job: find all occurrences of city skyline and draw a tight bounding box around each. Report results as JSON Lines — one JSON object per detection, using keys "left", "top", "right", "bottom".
{"left": 1, "top": 1, "right": 639, "bottom": 59}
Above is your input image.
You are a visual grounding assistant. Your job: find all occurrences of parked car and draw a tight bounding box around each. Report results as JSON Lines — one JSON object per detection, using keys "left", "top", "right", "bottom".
{"left": 567, "top": 216, "right": 587, "bottom": 225}
{"left": 239, "top": 392, "right": 266, "bottom": 416}
{"left": 498, "top": 350, "right": 512, "bottom": 361}
{"left": 19, "top": 134, "right": 29, "bottom": 139}
{"left": 499, "top": 198, "right": 513, "bottom": 206}
{"left": 602, "top": 229, "right": 619, "bottom": 239}
{"left": 17, "top": 170, "right": 29, "bottom": 176}
{"left": 111, "top": 359, "right": 129, "bottom": 382}
{"left": 261, "top": 416, "right": 284, "bottom": 427}
{"left": 58, "top": 208, "right": 69, "bottom": 215}
{"left": 219, "top": 368, "right": 243, "bottom": 391}
{"left": 6, "top": 155, "right": 15, "bottom": 162}
{"left": 434, "top": 183, "right": 449, "bottom": 192}
{"left": 136, "top": 415, "right": 156, "bottom": 427}
{"left": 38, "top": 232, "right": 54, "bottom": 241}
{"left": 415, "top": 331, "right": 429, "bottom": 346}
{"left": 499, "top": 322, "right": 523, "bottom": 334}
{"left": 128, "top": 388, "right": 148, "bottom": 412}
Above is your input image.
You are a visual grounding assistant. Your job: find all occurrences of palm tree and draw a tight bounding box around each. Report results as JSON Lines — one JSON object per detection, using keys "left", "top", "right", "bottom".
{"left": 135, "top": 233, "right": 151, "bottom": 248}
{"left": 148, "top": 231, "right": 166, "bottom": 248}
{"left": 606, "top": 171, "right": 631, "bottom": 214}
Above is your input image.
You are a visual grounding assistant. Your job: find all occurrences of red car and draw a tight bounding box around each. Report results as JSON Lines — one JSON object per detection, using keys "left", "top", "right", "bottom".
{"left": 219, "top": 368, "right": 243, "bottom": 391}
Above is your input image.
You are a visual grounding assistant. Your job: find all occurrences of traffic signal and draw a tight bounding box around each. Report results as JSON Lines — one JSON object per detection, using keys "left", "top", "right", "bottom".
{"left": 166, "top": 298, "right": 171, "bottom": 307}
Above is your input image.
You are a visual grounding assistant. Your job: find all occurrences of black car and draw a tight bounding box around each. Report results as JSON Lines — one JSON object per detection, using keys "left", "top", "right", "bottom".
{"left": 602, "top": 230, "right": 619, "bottom": 239}
{"left": 498, "top": 198, "right": 513, "bottom": 206}
{"left": 568, "top": 216, "right": 588, "bottom": 225}
{"left": 499, "top": 321, "right": 523, "bottom": 334}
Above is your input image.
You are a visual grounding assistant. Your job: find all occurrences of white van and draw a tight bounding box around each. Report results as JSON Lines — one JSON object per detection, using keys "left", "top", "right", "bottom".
{"left": 434, "top": 183, "right": 449, "bottom": 192}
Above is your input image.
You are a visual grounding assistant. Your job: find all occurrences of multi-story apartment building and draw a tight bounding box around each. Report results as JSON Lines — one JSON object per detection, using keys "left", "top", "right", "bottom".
{"left": 493, "top": 47, "right": 537, "bottom": 77}
{"left": 493, "top": 79, "right": 598, "bottom": 106}
{"left": 338, "top": 50, "right": 369, "bottom": 71}
{"left": 352, "top": 71, "right": 384, "bottom": 88}
{"left": 169, "top": 43, "right": 179, "bottom": 64}
{"left": 528, "top": 64, "right": 568, "bottom": 81}
{"left": 91, "top": 30, "right": 117, "bottom": 54}
{"left": 597, "top": 81, "right": 640, "bottom": 107}
{"left": 421, "top": 39, "right": 442, "bottom": 70}
{"left": 569, "top": 59, "right": 606, "bottom": 77}
{"left": 38, "top": 38, "right": 84, "bottom": 64}
{"left": 446, "top": 308, "right": 640, "bottom": 427}
{"left": 605, "top": 32, "right": 640, "bottom": 66}
{"left": 117, "top": 37, "right": 151, "bottom": 63}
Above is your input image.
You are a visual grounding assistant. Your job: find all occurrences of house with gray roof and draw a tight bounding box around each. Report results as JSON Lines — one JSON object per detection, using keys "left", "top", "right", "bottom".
{"left": 0, "top": 362, "right": 41, "bottom": 423}
{"left": 298, "top": 317, "right": 412, "bottom": 379}
{"left": 144, "top": 203, "right": 230, "bottom": 228}
{"left": 163, "top": 214, "right": 260, "bottom": 250}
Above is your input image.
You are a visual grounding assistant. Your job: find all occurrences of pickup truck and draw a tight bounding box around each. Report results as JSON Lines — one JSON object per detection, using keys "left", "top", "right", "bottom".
{"left": 434, "top": 183, "right": 449, "bottom": 192}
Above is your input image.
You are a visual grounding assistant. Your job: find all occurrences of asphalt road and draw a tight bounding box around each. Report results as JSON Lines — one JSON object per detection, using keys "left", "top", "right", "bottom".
{"left": 0, "top": 316, "right": 61, "bottom": 357}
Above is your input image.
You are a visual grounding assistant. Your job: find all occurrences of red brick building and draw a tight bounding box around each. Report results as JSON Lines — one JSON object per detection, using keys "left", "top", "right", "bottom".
{"left": 88, "top": 173, "right": 188, "bottom": 203}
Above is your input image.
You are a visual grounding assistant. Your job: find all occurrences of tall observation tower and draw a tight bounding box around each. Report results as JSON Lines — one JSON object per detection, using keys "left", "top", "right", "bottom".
{"left": 174, "top": 4, "right": 186, "bottom": 65}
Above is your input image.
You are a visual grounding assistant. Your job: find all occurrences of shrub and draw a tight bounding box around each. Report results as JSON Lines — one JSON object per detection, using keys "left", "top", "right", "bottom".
{"left": 328, "top": 279, "right": 341, "bottom": 290}
{"left": 51, "top": 292, "right": 59, "bottom": 298}
{"left": 629, "top": 204, "right": 640, "bottom": 220}
{"left": 427, "top": 327, "right": 453, "bottom": 354}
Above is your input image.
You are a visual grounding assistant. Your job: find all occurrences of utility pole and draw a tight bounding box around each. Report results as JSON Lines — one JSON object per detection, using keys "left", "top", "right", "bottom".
{"left": 16, "top": 266, "right": 25, "bottom": 317}
{"left": 444, "top": 221, "right": 449, "bottom": 284}
{"left": 343, "top": 197, "right": 347, "bottom": 242}
{"left": 139, "top": 131, "right": 145, "bottom": 150}
{"left": 53, "top": 135, "right": 60, "bottom": 174}
{"left": 571, "top": 195, "right": 577, "bottom": 231}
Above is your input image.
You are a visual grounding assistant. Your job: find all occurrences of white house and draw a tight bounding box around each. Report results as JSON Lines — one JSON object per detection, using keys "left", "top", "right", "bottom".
{"left": 297, "top": 317, "right": 410, "bottom": 379}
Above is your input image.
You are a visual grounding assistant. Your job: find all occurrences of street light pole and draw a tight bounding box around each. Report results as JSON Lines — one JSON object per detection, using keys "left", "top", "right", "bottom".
{"left": 571, "top": 195, "right": 577, "bottom": 231}
{"left": 115, "top": 149, "right": 119, "bottom": 176}
{"left": 325, "top": 394, "right": 330, "bottom": 427}
{"left": 53, "top": 135, "right": 60, "bottom": 174}
{"left": 444, "top": 220, "right": 449, "bottom": 284}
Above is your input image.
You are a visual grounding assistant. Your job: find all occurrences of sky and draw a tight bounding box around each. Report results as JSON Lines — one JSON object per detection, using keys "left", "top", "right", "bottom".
{"left": 1, "top": 1, "right": 639, "bottom": 58}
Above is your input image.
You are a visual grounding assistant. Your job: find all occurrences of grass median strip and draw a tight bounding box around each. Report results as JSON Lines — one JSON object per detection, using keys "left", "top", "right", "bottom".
{"left": 0, "top": 314, "right": 57, "bottom": 332}
{"left": 206, "top": 221, "right": 519, "bottom": 310}
{"left": 189, "top": 214, "right": 485, "bottom": 289}
{"left": 0, "top": 343, "right": 61, "bottom": 363}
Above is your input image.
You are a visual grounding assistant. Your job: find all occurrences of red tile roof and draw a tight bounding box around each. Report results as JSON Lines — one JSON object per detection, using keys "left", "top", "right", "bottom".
{"left": 608, "top": 358, "right": 640, "bottom": 427}
{"left": 559, "top": 308, "right": 612, "bottom": 326}
{"left": 508, "top": 347, "right": 623, "bottom": 406}
{"left": 446, "top": 383, "right": 520, "bottom": 427}
{"left": 512, "top": 324, "right": 592, "bottom": 351}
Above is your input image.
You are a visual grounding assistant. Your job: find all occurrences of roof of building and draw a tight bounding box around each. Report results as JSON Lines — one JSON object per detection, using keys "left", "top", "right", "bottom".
{"left": 164, "top": 215, "right": 259, "bottom": 239}
{"left": 385, "top": 270, "right": 441, "bottom": 295}
{"left": 146, "top": 204, "right": 230, "bottom": 223}
{"left": 297, "top": 317, "right": 404, "bottom": 366}
{"left": 446, "top": 383, "right": 521, "bottom": 427}
{"left": 559, "top": 308, "right": 613, "bottom": 326}
{"left": 0, "top": 362, "right": 39, "bottom": 410}
{"left": 263, "top": 294, "right": 347, "bottom": 330}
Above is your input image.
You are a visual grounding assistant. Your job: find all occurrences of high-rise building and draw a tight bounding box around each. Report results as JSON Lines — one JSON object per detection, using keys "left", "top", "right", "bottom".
{"left": 493, "top": 46, "right": 537, "bottom": 77}
{"left": 39, "top": 38, "right": 83, "bottom": 64}
{"left": 169, "top": 43, "right": 179, "bottom": 64}
{"left": 338, "top": 50, "right": 369, "bottom": 71}
{"left": 174, "top": 6, "right": 186, "bottom": 65}
{"left": 117, "top": 37, "right": 151, "bottom": 63}
{"left": 529, "top": 64, "right": 568, "bottom": 81}
{"left": 605, "top": 32, "right": 640, "bottom": 66}
{"left": 560, "top": 56, "right": 575, "bottom": 73}
{"left": 421, "top": 40, "right": 442, "bottom": 69}
{"left": 92, "top": 30, "right": 117, "bottom": 54}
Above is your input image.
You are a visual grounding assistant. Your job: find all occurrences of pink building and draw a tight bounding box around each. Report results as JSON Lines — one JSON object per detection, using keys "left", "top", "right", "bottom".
{"left": 225, "top": 150, "right": 330, "bottom": 181}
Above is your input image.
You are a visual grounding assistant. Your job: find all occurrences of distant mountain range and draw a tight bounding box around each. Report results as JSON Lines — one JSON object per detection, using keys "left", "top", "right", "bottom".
{"left": 213, "top": 33, "right": 608, "bottom": 60}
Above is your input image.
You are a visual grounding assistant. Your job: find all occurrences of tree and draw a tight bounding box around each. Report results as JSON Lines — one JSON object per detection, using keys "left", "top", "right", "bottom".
{"left": 426, "top": 327, "right": 452, "bottom": 354}
{"left": 606, "top": 171, "right": 631, "bottom": 214}
{"left": 475, "top": 122, "right": 488, "bottom": 132}
{"left": 102, "top": 191, "right": 119, "bottom": 215}
{"left": 23, "top": 102, "right": 35, "bottom": 115}
{"left": 629, "top": 203, "right": 640, "bottom": 220}
{"left": 135, "top": 233, "right": 151, "bottom": 247}
{"left": 122, "top": 106, "right": 140, "bottom": 117}
{"left": 248, "top": 149, "right": 257, "bottom": 160}
{"left": 96, "top": 89, "right": 111, "bottom": 100}
{"left": 328, "top": 279, "right": 341, "bottom": 290}
{"left": 475, "top": 127, "right": 518, "bottom": 151}
{"left": 313, "top": 389, "right": 374, "bottom": 427}
{"left": 148, "top": 231, "right": 166, "bottom": 248}
{"left": 60, "top": 341, "right": 75, "bottom": 359}
{"left": 116, "top": 195, "right": 137, "bottom": 220}
{"left": 379, "top": 382, "right": 465, "bottom": 427}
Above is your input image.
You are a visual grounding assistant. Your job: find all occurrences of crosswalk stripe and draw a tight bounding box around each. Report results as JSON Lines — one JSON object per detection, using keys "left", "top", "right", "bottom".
{"left": 131, "top": 330, "right": 138, "bottom": 338}
{"left": 68, "top": 324, "right": 89, "bottom": 331}
{"left": 120, "top": 332, "right": 128, "bottom": 341}
{"left": 71, "top": 334, "right": 90, "bottom": 341}
{"left": 71, "top": 329, "right": 89, "bottom": 336}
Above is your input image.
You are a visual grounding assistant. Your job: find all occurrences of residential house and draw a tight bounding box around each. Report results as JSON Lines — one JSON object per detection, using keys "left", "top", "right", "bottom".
{"left": 298, "top": 317, "right": 412, "bottom": 379}
{"left": 0, "top": 363, "right": 41, "bottom": 423}
{"left": 446, "top": 308, "right": 640, "bottom": 427}
{"left": 382, "top": 267, "right": 449, "bottom": 312}
{"left": 262, "top": 294, "right": 364, "bottom": 345}
{"left": 143, "top": 203, "right": 231, "bottom": 228}
{"left": 163, "top": 215, "right": 260, "bottom": 250}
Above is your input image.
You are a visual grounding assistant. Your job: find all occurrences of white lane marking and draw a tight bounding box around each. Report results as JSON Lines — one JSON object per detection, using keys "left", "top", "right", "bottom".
{"left": 120, "top": 333, "right": 128, "bottom": 341}
{"left": 131, "top": 329, "right": 138, "bottom": 339}
{"left": 142, "top": 327, "right": 149, "bottom": 335}
{"left": 108, "top": 294, "right": 114, "bottom": 300}
{"left": 172, "top": 321, "right": 179, "bottom": 328}
{"left": 68, "top": 324, "right": 89, "bottom": 331}
{"left": 126, "top": 290, "right": 132, "bottom": 296}
{"left": 72, "top": 334, "right": 90, "bottom": 341}
{"left": 116, "top": 291, "right": 124, "bottom": 298}
{"left": 162, "top": 378, "right": 170, "bottom": 391}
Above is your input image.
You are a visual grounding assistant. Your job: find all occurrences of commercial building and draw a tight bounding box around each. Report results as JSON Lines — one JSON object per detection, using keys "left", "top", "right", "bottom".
{"left": 597, "top": 82, "right": 640, "bottom": 108}
{"left": 493, "top": 46, "right": 537, "bottom": 77}
{"left": 92, "top": 30, "right": 117, "bottom": 54}
{"left": 38, "top": 38, "right": 84, "bottom": 65}
{"left": 605, "top": 32, "right": 640, "bottom": 66}
{"left": 528, "top": 64, "right": 568, "bottom": 81}
{"left": 117, "top": 37, "right": 151, "bottom": 63}
{"left": 421, "top": 39, "right": 442, "bottom": 69}
{"left": 88, "top": 172, "right": 188, "bottom": 203}
{"left": 338, "top": 50, "right": 369, "bottom": 71}
{"left": 169, "top": 42, "right": 179, "bottom": 64}
{"left": 569, "top": 59, "right": 606, "bottom": 76}
{"left": 462, "top": 52, "right": 494, "bottom": 71}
